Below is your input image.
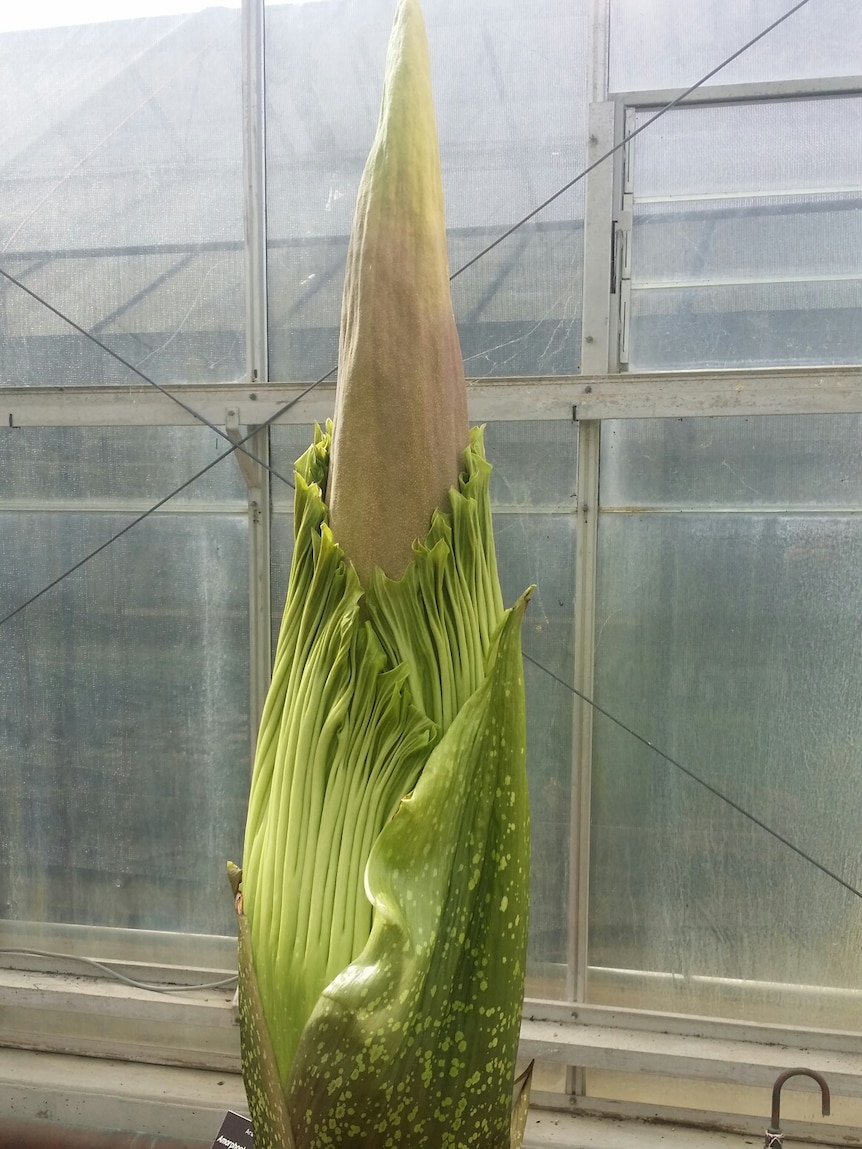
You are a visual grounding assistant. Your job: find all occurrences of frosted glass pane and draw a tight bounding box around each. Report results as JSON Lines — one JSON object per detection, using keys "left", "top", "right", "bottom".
{"left": 602, "top": 414, "right": 862, "bottom": 510}
{"left": 628, "top": 100, "right": 862, "bottom": 371}
{"left": 265, "top": 0, "right": 587, "bottom": 380}
{"left": 632, "top": 102, "right": 862, "bottom": 200}
{"left": 610, "top": 0, "right": 862, "bottom": 91}
{"left": 633, "top": 197, "right": 862, "bottom": 284}
{"left": 629, "top": 280, "right": 862, "bottom": 371}
{"left": 0, "top": 426, "right": 247, "bottom": 504}
{"left": 590, "top": 509, "right": 862, "bottom": 1029}
{"left": 586, "top": 1069, "right": 862, "bottom": 1132}
{"left": 484, "top": 421, "right": 578, "bottom": 509}
{"left": 497, "top": 512, "right": 574, "bottom": 975}
{"left": 1, "top": 513, "right": 249, "bottom": 936}
{"left": 0, "top": 12, "right": 244, "bottom": 386}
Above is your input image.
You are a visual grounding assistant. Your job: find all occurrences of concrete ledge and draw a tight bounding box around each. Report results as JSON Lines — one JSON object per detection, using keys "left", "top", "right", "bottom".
{"left": 0, "top": 1049, "right": 246, "bottom": 1142}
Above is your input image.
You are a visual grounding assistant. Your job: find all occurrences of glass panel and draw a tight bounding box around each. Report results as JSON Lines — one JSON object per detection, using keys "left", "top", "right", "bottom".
{"left": 0, "top": 10, "right": 244, "bottom": 386}
{"left": 1, "top": 512, "right": 250, "bottom": 937}
{"left": 498, "top": 511, "right": 574, "bottom": 983}
{"left": 629, "top": 101, "right": 862, "bottom": 371}
{"left": 265, "top": 0, "right": 588, "bottom": 380}
{"left": 590, "top": 417, "right": 862, "bottom": 1031}
{"left": 270, "top": 419, "right": 577, "bottom": 993}
{"left": 610, "top": 0, "right": 862, "bottom": 91}
{"left": 484, "top": 420, "right": 578, "bottom": 510}
{"left": 603, "top": 413, "right": 862, "bottom": 510}
{"left": 0, "top": 2, "right": 242, "bottom": 35}
{"left": 0, "top": 426, "right": 247, "bottom": 504}
{"left": 633, "top": 103, "right": 862, "bottom": 201}
{"left": 630, "top": 279, "right": 862, "bottom": 371}
{"left": 634, "top": 197, "right": 862, "bottom": 284}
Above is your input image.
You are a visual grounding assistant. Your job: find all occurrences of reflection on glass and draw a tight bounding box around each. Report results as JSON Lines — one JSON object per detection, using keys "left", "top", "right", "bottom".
{"left": 0, "top": 10, "right": 245, "bottom": 386}
{"left": 590, "top": 417, "right": 862, "bottom": 1030}
{"left": 265, "top": 0, "right": 588, "bottom": 380}
{"left": 1, "top": 513, "right": 250, "bottom": 936}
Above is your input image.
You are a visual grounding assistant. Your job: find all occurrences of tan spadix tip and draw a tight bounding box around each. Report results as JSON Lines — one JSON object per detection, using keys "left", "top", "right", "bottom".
{"left": 326, "top": 0, "right": 469, "bottom": 586}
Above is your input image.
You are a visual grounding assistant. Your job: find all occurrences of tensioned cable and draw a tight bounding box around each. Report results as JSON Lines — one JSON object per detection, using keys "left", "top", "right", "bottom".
{"left": 449, "top": 0, "right": 815, "bottom": 281}
{"left": 524, "top": 651, "right": 862, "bottom": 902}
{"left": 1, "top": 0, "right": 847, "bottom": 896}
{"left": 0, "top": 264, "right": 297, "bottom": 490}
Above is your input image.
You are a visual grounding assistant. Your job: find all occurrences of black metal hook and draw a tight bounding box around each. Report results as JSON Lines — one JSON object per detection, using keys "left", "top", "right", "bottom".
{"left": 770, "top": 1068, "right": 831, "bottom": 1132}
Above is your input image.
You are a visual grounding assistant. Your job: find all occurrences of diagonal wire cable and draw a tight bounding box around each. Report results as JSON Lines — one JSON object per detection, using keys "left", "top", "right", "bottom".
{"left": 449, "top": 0, "right": 815, "bottom": 282}
{"left": 523, "top": 652, "right": 862, "bottom": 901}
{"left": 0, "top": 264, "right": 298, "bottom": 490}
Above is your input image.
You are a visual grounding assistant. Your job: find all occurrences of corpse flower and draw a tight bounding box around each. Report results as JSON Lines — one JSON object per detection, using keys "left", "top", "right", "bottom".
{"left": 229, "top": 3, "right": 532, "bottom": 1145}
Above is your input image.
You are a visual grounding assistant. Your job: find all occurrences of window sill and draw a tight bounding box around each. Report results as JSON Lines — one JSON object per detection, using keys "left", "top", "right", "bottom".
{"left": 0, "top": 1048, "right": 245, "bottom": 1142}
{"left": 0, "top": 1048, "right": 849, "bottom": 1149}
{"left": 2, "top": 966, "right": 861, "bottom": 1146}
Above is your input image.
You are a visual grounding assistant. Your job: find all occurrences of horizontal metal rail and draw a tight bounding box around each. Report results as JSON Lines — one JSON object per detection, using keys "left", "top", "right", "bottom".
{"left": 2, "top": 366, "right": 862, "bottom": 426}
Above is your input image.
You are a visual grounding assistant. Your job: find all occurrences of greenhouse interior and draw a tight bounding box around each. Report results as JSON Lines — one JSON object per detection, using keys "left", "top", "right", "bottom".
{"left": 1, "top": 0, "right": 861, "bottom": 1145}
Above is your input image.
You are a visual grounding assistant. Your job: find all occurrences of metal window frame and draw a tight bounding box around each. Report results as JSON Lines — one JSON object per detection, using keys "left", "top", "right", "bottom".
{"left": 611, "top": 75, "right": 862, "bottom": 110}
{"left": 5, "top": 367, "right": 862, "bottom": 427}
{"left": 559, "top": 62, "right": 862, "bottom": 1126}
{"left": 609, "top": 77, "right": 862, "bottom": 373}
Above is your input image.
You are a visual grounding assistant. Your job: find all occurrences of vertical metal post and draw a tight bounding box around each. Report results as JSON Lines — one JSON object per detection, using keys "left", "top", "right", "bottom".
{"left": 587, "top": 0, "right": 611, "bottom": 106}
{"left": 243, "top": 0, "right": 269, "bottom": 387}
{"left": 566, "top": 98, "right": 617, "bottom": 1099}
{"left": 242, "top": 0, "right": 272, "bottom": 758}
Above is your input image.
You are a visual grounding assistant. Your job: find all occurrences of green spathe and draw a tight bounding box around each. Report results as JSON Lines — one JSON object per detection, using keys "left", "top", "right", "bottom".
{"left": 235, "top": 428, "right": 532, "bottom": 1147}
{"left": 286, "top": 588, "right": 531, "bottom": 1149}
{"left": 233, "top": 0, "right": 533, "bottom": 1141}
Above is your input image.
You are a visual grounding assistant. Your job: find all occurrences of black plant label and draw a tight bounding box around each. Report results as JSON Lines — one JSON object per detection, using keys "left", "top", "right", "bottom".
{"left": 211, "top": 1111, "right": 255, "bottom": 1149}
